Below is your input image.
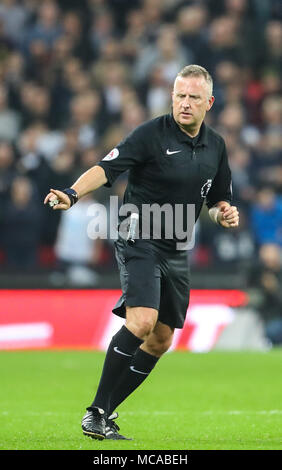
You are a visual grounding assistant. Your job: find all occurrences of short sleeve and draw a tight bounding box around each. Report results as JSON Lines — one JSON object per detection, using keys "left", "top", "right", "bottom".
{"left": 98, "top": 125, "right": 148, "bottom": 187}
{"left": 206, "top": 141, "right": 232, "bottom": 208}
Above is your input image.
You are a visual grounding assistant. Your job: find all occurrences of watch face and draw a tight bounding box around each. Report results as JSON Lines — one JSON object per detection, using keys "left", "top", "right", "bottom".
{"left": 65, "top": 189, "right": 77, "bottom": 196}
{"left": 63, "top": 188, "right": 78, "bottom": 205}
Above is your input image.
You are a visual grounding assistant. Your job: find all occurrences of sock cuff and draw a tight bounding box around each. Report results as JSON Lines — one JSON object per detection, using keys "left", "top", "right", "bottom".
{"left": 112, "top": 325, "right": 144, "bottom": 355}
{"left": 132, "top": 347, "right": 160, "bottom": 372}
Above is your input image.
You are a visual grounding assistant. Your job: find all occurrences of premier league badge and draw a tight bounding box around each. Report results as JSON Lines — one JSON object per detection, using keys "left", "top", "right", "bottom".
{"left": 201, "top": 179, "right": 212, "bottom": 198}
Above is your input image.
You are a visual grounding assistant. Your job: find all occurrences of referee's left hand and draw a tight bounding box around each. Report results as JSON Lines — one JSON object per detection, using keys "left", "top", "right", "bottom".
{"left": 218, "top": 204, "right": 239, "bottom": 228}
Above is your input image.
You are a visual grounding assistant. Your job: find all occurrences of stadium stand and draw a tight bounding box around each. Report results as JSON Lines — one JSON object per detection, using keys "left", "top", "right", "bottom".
{"left": 0, "top": 0, "right": 281, "bottom": 296}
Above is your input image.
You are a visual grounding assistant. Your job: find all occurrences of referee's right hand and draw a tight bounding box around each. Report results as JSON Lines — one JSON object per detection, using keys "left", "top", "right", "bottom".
{"left": 44, "top": 189, "right": 71, "bottom": 210}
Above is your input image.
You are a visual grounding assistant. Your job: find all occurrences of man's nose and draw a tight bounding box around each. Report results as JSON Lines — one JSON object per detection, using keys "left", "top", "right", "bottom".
{"left": 182, "top": 99, "right": 191, "bottom": 109}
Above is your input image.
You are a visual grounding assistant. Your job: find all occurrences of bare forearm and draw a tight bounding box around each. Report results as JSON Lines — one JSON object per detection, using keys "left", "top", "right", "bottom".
{"left": 44, "top": 165, "right": 108, "bottom": 210}
{"left": 71, "top": 165, "right": 107, "bottom": 199}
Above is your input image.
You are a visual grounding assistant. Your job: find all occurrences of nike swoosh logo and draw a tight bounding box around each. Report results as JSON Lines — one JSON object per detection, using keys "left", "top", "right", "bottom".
{"left": 166, "top": 149, "right": 182, "bottom": 155}
{"left": 130, "top": 366, "right": 149, "bottom": 375}
{"left": 114, "top": 347, "right": 132, "bottom": 357}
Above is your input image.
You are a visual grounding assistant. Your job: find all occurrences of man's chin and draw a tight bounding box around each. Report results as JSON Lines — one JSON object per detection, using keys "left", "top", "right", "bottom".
{"left": 177, "top": 119, "right": 194, "bottom": 131}
{"left": 177, "top": 115, "right": 194, "bottom": 126}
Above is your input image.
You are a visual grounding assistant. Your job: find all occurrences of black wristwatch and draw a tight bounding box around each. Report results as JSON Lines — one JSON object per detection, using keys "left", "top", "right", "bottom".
{"left": 62, "top": 188, "right": 79, "bottom": 207}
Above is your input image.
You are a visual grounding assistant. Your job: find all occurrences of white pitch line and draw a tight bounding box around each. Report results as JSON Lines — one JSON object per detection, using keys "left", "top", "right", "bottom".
{"left": 1, "top": 410, "right": 282, "bottom": 416}
{"left": 202, "top": 410, "right": 282, "bottom": 415}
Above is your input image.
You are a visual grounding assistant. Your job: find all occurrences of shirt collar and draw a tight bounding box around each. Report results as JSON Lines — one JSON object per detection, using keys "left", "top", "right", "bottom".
{"left": 169, "top": 114, "right": 208, "bottom": 147}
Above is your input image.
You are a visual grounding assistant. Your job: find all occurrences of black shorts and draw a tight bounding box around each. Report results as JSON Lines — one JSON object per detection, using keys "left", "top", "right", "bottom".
{"left": 112, "top": 238, "right": 190, "bottom": 329}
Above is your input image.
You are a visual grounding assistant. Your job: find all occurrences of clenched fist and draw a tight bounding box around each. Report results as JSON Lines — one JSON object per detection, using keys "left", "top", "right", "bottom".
{"left": 44, "top": 189, "right": 71, "bottom": 210}
{"left": 218, "top": 204, "right": 239, "bottom": 228}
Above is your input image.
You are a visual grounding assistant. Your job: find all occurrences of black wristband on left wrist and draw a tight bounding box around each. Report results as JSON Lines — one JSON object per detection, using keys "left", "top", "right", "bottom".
{"left": 62, "top": 188, "right": 78, "bottom": 207}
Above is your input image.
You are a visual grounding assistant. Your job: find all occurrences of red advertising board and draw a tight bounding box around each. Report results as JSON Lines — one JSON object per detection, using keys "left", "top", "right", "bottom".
{"left": 0, "top": 289, "right": 247, "bottom": 351}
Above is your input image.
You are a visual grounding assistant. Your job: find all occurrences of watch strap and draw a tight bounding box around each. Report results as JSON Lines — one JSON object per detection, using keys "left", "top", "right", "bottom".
{"left": 62, "top": 188, "right": 78, "bottom": 207}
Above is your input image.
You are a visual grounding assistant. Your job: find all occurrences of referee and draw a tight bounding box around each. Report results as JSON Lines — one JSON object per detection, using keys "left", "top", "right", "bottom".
{"left": 44, "top": 65, "right": 239, "bottom": 440}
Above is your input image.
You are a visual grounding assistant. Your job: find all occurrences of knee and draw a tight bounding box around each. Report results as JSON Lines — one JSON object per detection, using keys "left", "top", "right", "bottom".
{"left": 125, "top": 307, "right": 158, "bottom": 340}
{"left": 144, "top": 333, "right": 173, "bottom": 357}
{"left": 129, "top": 319, "right": 155, "bottom": 339}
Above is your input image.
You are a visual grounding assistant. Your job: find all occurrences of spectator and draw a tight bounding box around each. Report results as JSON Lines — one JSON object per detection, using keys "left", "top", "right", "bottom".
{"left": 0, "top": 0, "right": 30, "bottom": 43}
{"left": 3, "top": 52, "right": 25, "bottom": 108}
{"left": 250, "top": 186, "right": 282, "bottom": 247}
{"left": 251, "top": 95, "right": 282, "bottom": 192}
{"left": 100, "top": 61, "right": 131, "bottom": 118}
{"left": 260, "top": 20, "right": 282, "bottom": 76}
{"left": 223, "top": 0, "right": 260, "bottom": 65}
{"left": 120, "top": 100, "right": 147, "bottom": 134}
{"left": 146, "top": 64, "right": 172, "bottom": 118}
{"left": 62, "top": 126, "right": 80, "bottom": 154}
{"left": 54, "top": 193, "right": 104, "bottom": 285}
{"left": 89, "top": 9, "right": 116, "bottom": 60}
{"left": 0, "top": 17, "right": 15, "bottom": 59}
{"left": 0, "top": 141, "right": 17, "bottom": 254}
{"left": 49, "top": 57, "right": 83, "bottom": 127}
{"left": 0, "top": 141, "right": 17, "bottom": 204}
{"left": 69, "top": 90, "right": 102, "bottom": 149}
{"left": 1, "top": 175, "right": 42, "bottom": 269}
{"left": 213, "top": 60, "right": 242, "bottom": 113}
{"left": 249, "top": 243, "right": 282, "bottom": 345}
{"left": 16, "top": 123, "right": 61, "bottom": 246}
{"left": 62, "top": 10, "right": 92, "bottom": 64}
{"left": 16, "top": 122, "right": 51, "bottom": 182}
{"left": 141, "top": 0, "right": 165, "bottom": 40}
{"left": 261, "top": 94, "right": 282, "bottom": 134}
{"left": 199, "top": 15, "right": 250, "bottom": 74}
{"left": 229, "top": 145, "right": 255, "bottom": 208}
{"left": 67, "top": 69, "right": 92, "bottom": 96}
{"left": 121, "top": 8, "right": 147, "bottom": 64}
{"left": 217, "top": 102, "right": 246, "bottom": 144}
{"left": 133, "top": 24, "right": 189, "bottom": 85}
{"left": 51, "top": 34, "right": 76, "bottom": 67}
{"left": 22, "top": 0, "right": 62, "bottom": 56}
{"left": 0, "top": 84, "right": 21, "bottom": 142}
{"left": 22, "top": 84, "right": 53, "bottom": 128}
{"left": 252, "top": 130, "right": 282, "bottom": 193}
{"left": 176, "top": 4, "right": 208, "bottom": 64}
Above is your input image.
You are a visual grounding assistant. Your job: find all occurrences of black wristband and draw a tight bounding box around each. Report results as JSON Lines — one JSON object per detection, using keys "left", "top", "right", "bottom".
{"left": 62, "top": 188, "right": 79, "bottom": 207}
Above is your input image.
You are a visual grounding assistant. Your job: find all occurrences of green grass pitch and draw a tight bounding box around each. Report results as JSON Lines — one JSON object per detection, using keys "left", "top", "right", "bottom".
{"left": 1, "top": 349, "right": 282, "bottom": 450}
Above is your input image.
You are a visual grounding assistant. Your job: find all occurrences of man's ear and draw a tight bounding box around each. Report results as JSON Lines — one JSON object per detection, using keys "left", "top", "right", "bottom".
{"left": 207, "top": 95, "right": 215, "bottom": 111}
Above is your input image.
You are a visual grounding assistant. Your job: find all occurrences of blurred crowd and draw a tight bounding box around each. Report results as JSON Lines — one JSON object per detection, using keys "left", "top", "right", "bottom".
{"left": 0, "top": 0, "right": 281, "bottom": 333}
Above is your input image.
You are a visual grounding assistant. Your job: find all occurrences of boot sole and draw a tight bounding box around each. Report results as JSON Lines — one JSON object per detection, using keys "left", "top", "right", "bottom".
{"left": 83, "top": 430, "right": 105, "bottom": 440}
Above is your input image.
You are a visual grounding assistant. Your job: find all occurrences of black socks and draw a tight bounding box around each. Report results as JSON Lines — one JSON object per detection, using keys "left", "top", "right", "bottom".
{"left": 90, "top": 325, "right": 160, "bottom": 415}
{"left": 108, "top": 347, "right": 159, "bottom": 415}
{"left": 90, "top": 325, "right": 143, "bottom": 412}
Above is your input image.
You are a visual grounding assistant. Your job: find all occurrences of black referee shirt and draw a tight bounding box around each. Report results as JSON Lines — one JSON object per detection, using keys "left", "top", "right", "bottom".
{"left": 98, "top": 113, "right": 232, "bottom": 249}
